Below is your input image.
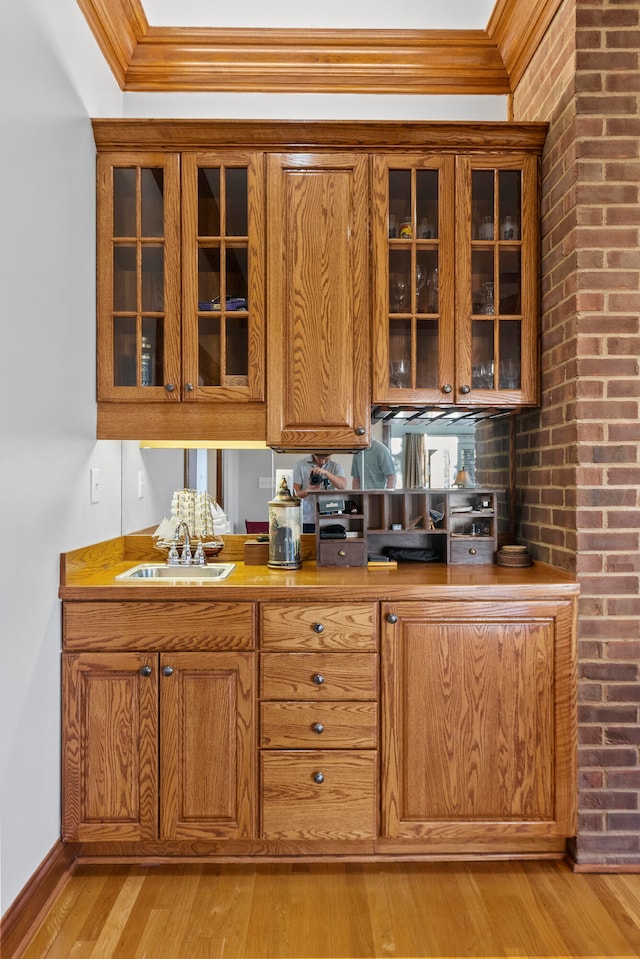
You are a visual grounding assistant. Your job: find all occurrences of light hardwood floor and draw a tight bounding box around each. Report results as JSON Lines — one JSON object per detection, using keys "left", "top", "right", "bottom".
{"left": 16, "top": 859, "right": 640, "bottom": 958}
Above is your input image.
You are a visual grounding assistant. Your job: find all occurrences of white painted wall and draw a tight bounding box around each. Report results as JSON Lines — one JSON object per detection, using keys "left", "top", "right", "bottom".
{"left": 0, "top": 0, "right": 506, "bottom": 918}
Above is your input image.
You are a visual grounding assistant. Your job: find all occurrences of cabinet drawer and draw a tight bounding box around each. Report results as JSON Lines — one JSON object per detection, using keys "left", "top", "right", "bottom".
{"left": 261, "top": 701, "right": 377, "bottom": 748}
{"left": 261, "top": 750, "right": 376, "bottom": 839}
{"left": 63, "top": 602, "right": 255, "bottom": 651}
{"left": 260, "top": 652, "right": 377, "bottom": 700}
{"left": 449, "top": 540, "right": 495, "bottom": 565}
{"left": 317, "top": 541, "right": 367, "bottom": 567}
{"left": 261, "top": 603, "right": 377, "bottom": 650}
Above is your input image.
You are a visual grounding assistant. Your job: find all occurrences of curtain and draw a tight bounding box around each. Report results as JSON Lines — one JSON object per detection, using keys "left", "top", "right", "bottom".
{"left": 403, "top": 433, "right": 426, "bottom": 488}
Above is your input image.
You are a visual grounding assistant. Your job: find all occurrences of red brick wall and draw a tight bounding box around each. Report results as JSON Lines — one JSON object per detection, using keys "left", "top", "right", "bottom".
{"left": 513, "top": 0, "right": 640, "bottom": 865}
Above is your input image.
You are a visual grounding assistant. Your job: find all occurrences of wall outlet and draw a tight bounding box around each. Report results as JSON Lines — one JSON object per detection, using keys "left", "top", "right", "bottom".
{"left": 90, "top": 467, "right": 100, "bottom": 504}
{"left": 258, "top": 476, "right": 273, "bottom": 489}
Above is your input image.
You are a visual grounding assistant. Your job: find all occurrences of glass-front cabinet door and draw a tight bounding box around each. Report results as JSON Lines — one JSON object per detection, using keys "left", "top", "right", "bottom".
{"left": 97, "top": 151, "right": 264, "bottom": 405}
{"left": 97, "top": 153, "right": 181, "bottom": 400}
{"left": 181, "top": 152, "right": 264, "bottom": 402}
{"left": 372, "top": 152, "right": 539, "bottom": 408}
{"left": 372, "top": 156, "right": 455, "bottom": 403}
{"left": 455, "top": 154, "right": 539, "bottom": 406}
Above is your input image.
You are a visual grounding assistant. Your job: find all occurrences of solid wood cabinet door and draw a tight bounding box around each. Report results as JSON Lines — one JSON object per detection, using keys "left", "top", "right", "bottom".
{"left": 160, "top": 651, "right": 256, "bottom": 840}
{"left": 62, "top": 652, "right": 159, "bottom": 842}
{"left": 266, "top": 153, "right": 370, "bottom": 449}
{"left": 381, "top": 601, "right": 576, "bottom": 848}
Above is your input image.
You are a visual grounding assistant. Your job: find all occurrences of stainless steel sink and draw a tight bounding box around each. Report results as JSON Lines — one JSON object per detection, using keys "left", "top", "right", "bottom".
{"left": 116, "top": 563, "right": 236, "bottom": 581}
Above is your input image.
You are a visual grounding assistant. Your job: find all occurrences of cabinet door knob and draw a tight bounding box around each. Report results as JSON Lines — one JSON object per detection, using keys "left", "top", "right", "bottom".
{"left": 312, "top": 673, "right": 324, "bottom": 685}
{"left": 184, "top": 382, "right": 194, "bottom": 392}
{"left": 313, "top": 771, "right": 325, "bottom": 784}
{"left": 469, "top": 548, "right": 477, "bottom": 556}
{"left": 165, "top": 383, "right": 176, "bottom": 392}
{"left": 460, "top": 384, "right": 471, "bottom": 394}
{"left": 312, "top": 622, "right": 324, "bottom": 633}
{"left": 355, "top": 426, "right": 366, "bottom": 436}
{"left": 312, "top": 723, "right": 324, "bottom": 734}
{"left": 162, "top": 665, "right": 174, "bottom": 676}
{"left": 139, "top": 665, "right": 152, "bottom": 677}
{"left": 338, "top": 549, "right": 346, "bottom": 557}
{"left": 386, "top": 612, "right": 398, "bottom": 624}
{"left": 442, "top": 383, "right": 453, "bottom": 394}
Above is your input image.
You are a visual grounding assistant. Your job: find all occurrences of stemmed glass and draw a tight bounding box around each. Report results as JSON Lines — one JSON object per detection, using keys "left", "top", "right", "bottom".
{"left": 415, "top": 263, "right": 426, "bottom": 312}
{"left": 389, "top": 358, "right": 410, "bottom": 389}
{"left": 389, "top": 273, "right": 409, "bottom": 313}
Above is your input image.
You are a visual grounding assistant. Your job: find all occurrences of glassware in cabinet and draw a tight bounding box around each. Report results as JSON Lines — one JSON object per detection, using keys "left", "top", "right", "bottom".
{"left": 372, "top": 155, "right": 455, "bottom": 403}
{"left": 98, "top": 155, "right": 181, "bottom": 399}
{"left": 458, "top": 156, "right": 539, "bottom": 405}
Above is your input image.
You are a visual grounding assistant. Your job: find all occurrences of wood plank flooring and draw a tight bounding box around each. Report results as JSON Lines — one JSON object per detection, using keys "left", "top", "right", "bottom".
{"left": 16, "top": 859, "right": 640, "bottom": 958}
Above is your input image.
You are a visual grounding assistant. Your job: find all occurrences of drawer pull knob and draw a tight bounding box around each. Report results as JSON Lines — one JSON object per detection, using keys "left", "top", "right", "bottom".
{"left": 139, "top": 665, "right": 152, "bottom": 677}
{"left": 162, "top": 665, "right": 174, "bottom": 677}
{"left": 469, "top": 548, "right": 477, "bottom": 555}
{"left": 460, "top": 384, "right": 471, "bottom": 394}
{"left": 338, "top": 549, "right": 346, "bottom": 557}
{"left": 312, "top": 673, "right": 324, "bottom": 686}
{"left": 165, "top": 382, "right": 176, "bottom": 392}
{"left": 312, "top": 622, "right": 324, "bottom": 633}
{"left": 442, "top": 383, "right": 453, "bottom": 394}
{"left": 355, "top": 426, "right": 366, "bottom": 436}
{"left": 313, "top": 771, "right": 325, "bottom": 784}
{"left": 312, "top": 723, "right": 324, "bottom": 734}
{"left": 386, "top": 613, "right": 398, "bottom": 624}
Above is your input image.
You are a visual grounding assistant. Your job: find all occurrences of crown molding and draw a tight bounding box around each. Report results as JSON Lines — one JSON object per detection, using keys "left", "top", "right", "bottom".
{"left": 77, "top": 0, "right": 562, "bottom": 96}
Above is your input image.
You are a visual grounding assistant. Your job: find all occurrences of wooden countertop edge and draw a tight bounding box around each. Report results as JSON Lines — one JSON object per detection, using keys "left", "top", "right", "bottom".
{"left": 59, "top": 534, "right": 579, "bottom": 602}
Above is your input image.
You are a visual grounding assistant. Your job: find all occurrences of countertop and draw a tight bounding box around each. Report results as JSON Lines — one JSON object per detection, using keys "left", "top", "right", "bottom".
{"left": 59, "top": 534, "right": 580, "bottom": 603}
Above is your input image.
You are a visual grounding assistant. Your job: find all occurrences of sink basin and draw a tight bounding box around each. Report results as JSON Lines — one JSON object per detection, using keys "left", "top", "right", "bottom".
{"left": 116, "top": 563, "right": 236, "bottom": 581}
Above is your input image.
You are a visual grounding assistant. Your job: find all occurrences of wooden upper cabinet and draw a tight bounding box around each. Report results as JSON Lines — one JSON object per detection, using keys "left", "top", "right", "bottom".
{"left": 96, "top": 147, "right": 266, "bottom": 439}
{"left": 97, "top": 152, "right": 181, "bottom": 403}
{"left": 371, "top": 151, "right": 540, "bottom": 407}
{"left": 181, "top": 152, "right": 265, "bottom": 403}
{"left": 455, "top": 154, "right": 539, "bottom": 406}
{"left": 266, "top": 153, "right": 370, "bottom": 449}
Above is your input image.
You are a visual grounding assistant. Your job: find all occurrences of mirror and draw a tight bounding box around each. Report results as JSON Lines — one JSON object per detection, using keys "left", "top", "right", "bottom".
{"left": 134, "top": 412, "right": 512, "bottom": 536}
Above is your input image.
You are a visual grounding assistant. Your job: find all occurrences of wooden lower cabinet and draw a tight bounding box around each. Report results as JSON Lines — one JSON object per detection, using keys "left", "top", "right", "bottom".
{"left": 379, "top": 600, "right": 577, "bottom": 854}
{"left": 62, "top": 650, "right": 255, "bottom": 842}
{"left": 61, "top": 591, "right": 577, "bottom": 858}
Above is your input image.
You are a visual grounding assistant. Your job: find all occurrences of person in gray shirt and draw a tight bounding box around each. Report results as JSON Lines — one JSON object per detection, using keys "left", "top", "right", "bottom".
{"left": 351, "top": 439, "right": 396, "bottom": 490}
{"left": 294, "top": 452, "right": 347, "bottom": 531}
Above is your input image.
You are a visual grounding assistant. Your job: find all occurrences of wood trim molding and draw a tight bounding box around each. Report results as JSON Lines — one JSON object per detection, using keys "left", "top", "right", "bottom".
{"left": 126, "top": 27, "right": 509, "bottom": 95}
{"left": 76, "top": 0, "right": 537, "bottom": 96}
{"left": 91, "top": 119, "right": 548, "bottom": 154}
{"left": 0, "top": 841, "right": 76, "bottom": 959}
{"left": 487, "top": 0, "right": 565, "bottom": 90}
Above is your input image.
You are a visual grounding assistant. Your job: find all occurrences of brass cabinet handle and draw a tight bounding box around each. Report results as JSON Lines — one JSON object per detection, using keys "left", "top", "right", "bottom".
{"left": 338, "top": 549, "right": 346, "bottom": 557}
{"left": 469, "top": 548, "right": 477, "bottom": 555}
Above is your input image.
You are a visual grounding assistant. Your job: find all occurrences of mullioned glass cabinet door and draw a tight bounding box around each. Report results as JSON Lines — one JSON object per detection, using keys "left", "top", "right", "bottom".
{"left": 181, "top": 152, "right": 265, "bottom": 402}
{"left": 371, "top": 155, "right": 456, "bottom": 404}
{"left": 97, "top": 153, "right": 181, "bottom": 401}
{"left": 455, "top": 154, "right": 539, "bottom": 406}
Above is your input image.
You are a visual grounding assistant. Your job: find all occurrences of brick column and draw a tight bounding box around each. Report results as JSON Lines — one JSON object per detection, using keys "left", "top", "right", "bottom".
{"left": 513, "top": 0, "right": 640, "bottom": 865}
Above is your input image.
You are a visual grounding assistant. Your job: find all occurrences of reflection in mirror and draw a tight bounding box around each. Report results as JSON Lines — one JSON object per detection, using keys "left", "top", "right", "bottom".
{"left": 136, "top": 415, "right": 511, "bottom": 536}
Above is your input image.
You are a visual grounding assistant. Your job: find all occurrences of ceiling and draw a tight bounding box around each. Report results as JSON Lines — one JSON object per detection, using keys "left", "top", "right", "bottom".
{"left": 141, "top": 0, "right": 497, "bottom": 31}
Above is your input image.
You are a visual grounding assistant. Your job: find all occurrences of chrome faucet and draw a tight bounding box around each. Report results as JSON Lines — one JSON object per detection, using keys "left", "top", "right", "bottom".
{"left": 167, "top": 521, "right": 206, "bottom": 566}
